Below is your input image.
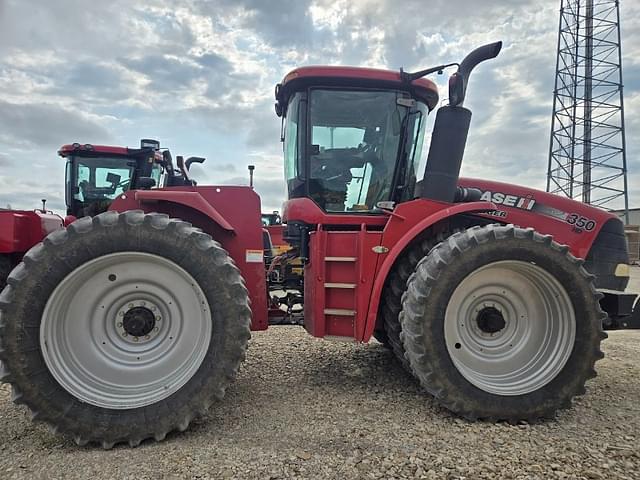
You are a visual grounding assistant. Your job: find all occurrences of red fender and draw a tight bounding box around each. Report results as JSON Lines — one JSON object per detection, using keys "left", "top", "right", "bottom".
{"left": 362, "top": 200, "right": 495, "bottom": 342}
{"left": 133, "top": 190, "right": 235, "bottom": 232}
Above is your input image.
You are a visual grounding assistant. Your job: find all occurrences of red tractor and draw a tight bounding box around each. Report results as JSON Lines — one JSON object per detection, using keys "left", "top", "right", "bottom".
{"left": 0, "top": 42, "right": 636, "bottom": 448}
{"left": 0, "top": 139, "right": 202, "bottom": 290}
{"left": 0, "top": 206, "right": 63, "bottom": 291}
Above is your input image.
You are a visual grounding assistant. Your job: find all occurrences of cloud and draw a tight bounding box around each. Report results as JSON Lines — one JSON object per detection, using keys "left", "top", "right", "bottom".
{"left": 0, "top": 171, "right": 66, "bottom": 212}
{"left": 0, "top": 100, "right": 114, "bottom": 149}
{"left": 0, "top": 0, "right": 639, "bottom": 215}
{"left": 121, "top": 54, "right": 203, "bottom": 91}
{"left": 58, "top": 62, "right": 133, "bottom": 102}
{"left": 194, "top": 0, "right": 316, "bottom": 47}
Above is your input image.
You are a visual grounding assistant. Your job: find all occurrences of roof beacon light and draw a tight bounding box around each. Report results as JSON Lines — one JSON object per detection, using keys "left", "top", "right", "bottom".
{"left": 141, "top": 139, "right": 160, "bottom": 150}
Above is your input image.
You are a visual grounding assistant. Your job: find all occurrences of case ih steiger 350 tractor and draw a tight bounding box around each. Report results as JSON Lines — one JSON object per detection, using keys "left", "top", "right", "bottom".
{"left": 0, "top": 42, "right": 636, "bottom": 448}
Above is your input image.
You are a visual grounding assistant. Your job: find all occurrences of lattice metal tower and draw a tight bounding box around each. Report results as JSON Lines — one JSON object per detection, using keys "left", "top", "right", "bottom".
{"left": 546, "top": 0, "right": 629, "bottom": 223}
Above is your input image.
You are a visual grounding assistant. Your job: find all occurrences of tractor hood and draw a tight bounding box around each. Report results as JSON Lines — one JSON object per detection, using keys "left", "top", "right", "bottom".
{"left": 458, "top": 177, "right": 628, "bottom": 289}
{"left": 458, "top": 177, "right": 619, "bottom": 227}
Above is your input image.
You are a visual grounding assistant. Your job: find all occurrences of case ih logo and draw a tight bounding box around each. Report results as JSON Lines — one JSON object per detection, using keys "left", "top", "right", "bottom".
{"left": 479, "top": 191, "right": 536, "bottom": 210}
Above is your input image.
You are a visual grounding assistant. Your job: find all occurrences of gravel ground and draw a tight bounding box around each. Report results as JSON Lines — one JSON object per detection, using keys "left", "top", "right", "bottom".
{"left": 1, "top": 271, "right": 639, "bottom": 479}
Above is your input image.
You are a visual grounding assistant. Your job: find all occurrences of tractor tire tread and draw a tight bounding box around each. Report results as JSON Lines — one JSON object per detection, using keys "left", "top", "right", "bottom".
{"left": 379, "top": 231, "right": 456, "bottom": 370}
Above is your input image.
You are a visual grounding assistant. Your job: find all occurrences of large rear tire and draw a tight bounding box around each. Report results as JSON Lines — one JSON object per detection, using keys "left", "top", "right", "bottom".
{"left": 0, "top": 211, "right": 251, "bottom": 448}
{"left": 400, "top": 224, "right": 606, "bottom": 420}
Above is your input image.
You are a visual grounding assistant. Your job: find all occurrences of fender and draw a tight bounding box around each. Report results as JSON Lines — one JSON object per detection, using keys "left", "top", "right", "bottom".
{"left": 131, "top": 190, "right": 235, "bottom": 232}
{"left": 361, "top": 199, "right": 495, "bottom": 342}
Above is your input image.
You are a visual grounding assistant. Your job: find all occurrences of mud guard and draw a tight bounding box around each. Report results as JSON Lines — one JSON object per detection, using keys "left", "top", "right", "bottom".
{"left": 362, "top": 200, "right": 495, "bottom": 342}
{"left": 133, "top": 190, "right": 235, "bottom": 232}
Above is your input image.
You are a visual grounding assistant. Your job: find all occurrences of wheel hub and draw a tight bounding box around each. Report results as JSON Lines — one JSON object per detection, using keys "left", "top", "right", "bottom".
{"left": 476, "top": 306, "right": 506, "bottom": 334}
{"left": 122, "top": 306, "right": 156, "bottom": 337}
{"left": 115, "top": 300, "right": 162, "bottom": 343}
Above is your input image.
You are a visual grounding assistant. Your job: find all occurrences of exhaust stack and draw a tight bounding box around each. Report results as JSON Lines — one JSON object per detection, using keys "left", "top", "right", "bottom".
{"left": 248, "top": 165, "right": 255, "bottom": 188}
{"left": 421, "top": 42, "right": 502, "bottom": 203}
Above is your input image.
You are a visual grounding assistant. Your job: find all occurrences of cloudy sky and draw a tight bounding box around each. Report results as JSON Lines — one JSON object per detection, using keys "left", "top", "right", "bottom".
{"left": 1, "top": 0, "right": 639, "bottom": 213}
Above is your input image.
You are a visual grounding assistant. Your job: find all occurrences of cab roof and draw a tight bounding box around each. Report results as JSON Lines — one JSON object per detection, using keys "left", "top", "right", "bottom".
{"left": 58, "top": 143, "right": 162, "bottom": 160}
{"left": 276, "top": 66, "right": 440, "bottom": 114}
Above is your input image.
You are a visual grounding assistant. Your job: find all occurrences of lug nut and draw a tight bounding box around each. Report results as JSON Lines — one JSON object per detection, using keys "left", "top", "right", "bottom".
{"left": 117, "top": 322, "right": 123, "bottom": 327}
{"left": 133, "top": 337, "right": 139, "bottom": 342}
{"left": 119, "top": 311, "right": 124, "bottom": 317}
{"left": 122, "top": 332, "right": 127, "bottom": 337}
{"left": 156, "top": 316, "right": 161, "bottom": 321}
{"left": 128, "top": 303, "right": 134, "bottom": 309}
{"left": 145, "top": 335, "right": 150, "bottom": 340}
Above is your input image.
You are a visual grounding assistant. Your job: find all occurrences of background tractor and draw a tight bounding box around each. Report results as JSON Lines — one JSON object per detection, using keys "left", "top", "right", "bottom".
{"left": 0, "top": 42, "right": 636, "bottom": 448}
{"left": 0, "top": 139, "right": 202, "bottom": 290}
{"left": 0, "top": 205, "right": 63, "bottom": 291}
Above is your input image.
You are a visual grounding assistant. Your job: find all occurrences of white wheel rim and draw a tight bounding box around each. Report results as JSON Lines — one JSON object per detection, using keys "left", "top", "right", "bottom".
{"left": 444, "top": 260, "right": 576, "bottom": 396}
{"left": 40, "top": 252, "right": 212, "bottom": 409}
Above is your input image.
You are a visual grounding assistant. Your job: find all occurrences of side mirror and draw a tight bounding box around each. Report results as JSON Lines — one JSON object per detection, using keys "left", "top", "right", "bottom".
{"left": 106, "top": 172, "right": 121, "bottom": 185}
{"left": 176, "top": 156, "right": 192, "bottom": 184}
{"left": 176, "top": 155, "right": 185, "bottom": 171}
{"left": 448, "top": 73, "right": 464, "bottom": 107}
{"left": 162, "top": 150, "right": 174, "bottom": 173}
{"left": 136, "top": 177, "right": 156, "bottom": 190}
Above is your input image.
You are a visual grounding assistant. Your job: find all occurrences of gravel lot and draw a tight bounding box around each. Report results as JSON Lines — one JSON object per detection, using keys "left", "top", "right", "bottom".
{"left": 1, "top": 270, "right": 639, "bottom": 479}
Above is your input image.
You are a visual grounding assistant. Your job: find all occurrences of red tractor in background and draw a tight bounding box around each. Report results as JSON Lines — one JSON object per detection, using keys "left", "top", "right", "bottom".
{"left": 0, "top": 42, "right": 637, "bottom": 449}
{"left": 0, "top": 206, "right": 63, "bottom": 291}
{"left": 0, "top": 139, "right": 202, "bottom": 290}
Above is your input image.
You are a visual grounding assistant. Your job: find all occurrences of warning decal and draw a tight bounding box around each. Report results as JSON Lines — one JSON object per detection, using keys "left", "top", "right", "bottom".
{"left": 245, "top": 249, "right": 264, "bottom": 263}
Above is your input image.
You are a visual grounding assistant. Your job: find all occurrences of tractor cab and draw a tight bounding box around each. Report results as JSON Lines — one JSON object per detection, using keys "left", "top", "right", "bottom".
{"left": 59, "top": 139, "right": 205, "bottom": 218}
{"left": 59, "top": 139, "right": 164, "bottom": 218}
{"left": 275, "top": 67, "right": 439, "bottom": 213}
{"left": 261, "top": 211, "right": 282, "bottom": 227}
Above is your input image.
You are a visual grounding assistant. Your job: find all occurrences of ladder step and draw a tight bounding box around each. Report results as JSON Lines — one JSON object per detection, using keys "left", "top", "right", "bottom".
{"left": 325, "top": 256, "right": 357, "bottom": 262}
{"left": 324, "top": 283, "right": 357, "bottom": 289}
{"left": 324, "top": 308, "right": 356, "bottom": 316}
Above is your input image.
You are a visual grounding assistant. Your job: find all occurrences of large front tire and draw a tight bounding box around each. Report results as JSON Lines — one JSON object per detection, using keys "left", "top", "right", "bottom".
{"left": 0, "top": 211, "right": 251, "bottom": 448}
{"left": 400, "top": 224, "right": 606, "bottom": 421}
